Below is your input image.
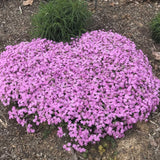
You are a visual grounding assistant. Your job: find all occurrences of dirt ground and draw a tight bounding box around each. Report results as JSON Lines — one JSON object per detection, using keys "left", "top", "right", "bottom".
{"left": 0, "top": 0, "right": 160, "bottom": 160}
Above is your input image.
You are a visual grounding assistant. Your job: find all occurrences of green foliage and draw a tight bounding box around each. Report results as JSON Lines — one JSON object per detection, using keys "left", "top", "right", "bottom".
{"left": 31, "top": 0, "right": 92, "bottom": 42}
{"left": 82, "top": 150, "right": 88, "bottom": 158}
{"left": 150, "top": 12, "right": 160, "bottom": 43}
{"left": 41, "top": 125, "right": 55, "bottom": 139}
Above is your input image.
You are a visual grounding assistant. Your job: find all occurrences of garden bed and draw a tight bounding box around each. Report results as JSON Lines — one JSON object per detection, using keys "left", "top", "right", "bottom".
{"left": 0, "top": 0, "right": 160, "bottom": 160}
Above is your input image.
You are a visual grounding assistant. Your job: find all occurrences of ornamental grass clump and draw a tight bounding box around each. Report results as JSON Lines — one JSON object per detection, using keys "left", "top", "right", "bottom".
{"left": 0, "top": 30, "right": 160, "bottom": 152}
{"left": 150, "top": 12, "right": 160, "bottom": 43}
{"left": 31, "top": 0, "right": 91, "bottom": 42}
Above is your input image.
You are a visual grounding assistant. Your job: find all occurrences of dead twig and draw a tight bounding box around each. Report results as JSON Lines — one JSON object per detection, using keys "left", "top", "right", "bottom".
{"left": 149, "top": 120, "right": 159, "bottom": 127}
{"left": 0, "top": 119, "right": 7, "bottom": 128}
{"left": 0, "top": 111, "right": 8, "bottom": 128}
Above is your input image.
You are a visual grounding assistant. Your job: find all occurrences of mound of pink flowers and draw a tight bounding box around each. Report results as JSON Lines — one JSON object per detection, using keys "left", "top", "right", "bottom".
{"left": 0, "top": 30, "right": 160, "bottom": 152}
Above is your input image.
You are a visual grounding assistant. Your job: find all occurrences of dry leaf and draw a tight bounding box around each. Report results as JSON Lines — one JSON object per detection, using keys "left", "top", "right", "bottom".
{"left": 23, "top": 0, "right": 33, "bottom": 6}
{"left": 152, "top": 51, "right": 160, "bottom": 60}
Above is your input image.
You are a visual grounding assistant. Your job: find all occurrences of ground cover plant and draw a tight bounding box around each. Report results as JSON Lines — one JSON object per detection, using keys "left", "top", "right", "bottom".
{"left": 0, "top": 30, "right": 160, "bottom": 152}
{"left": 31, "top": 0, "right": 91, "bottom": 42}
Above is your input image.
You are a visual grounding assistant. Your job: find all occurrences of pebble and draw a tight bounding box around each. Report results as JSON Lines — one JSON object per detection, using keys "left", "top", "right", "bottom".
{"left": 136, "top": 22, "right": 143, "bottom": 27}
{"left": 102, "top": 156, "right": 108, "bottom": 160}
{"left": 149, "top": 135, "right": 157, "bottom": 147}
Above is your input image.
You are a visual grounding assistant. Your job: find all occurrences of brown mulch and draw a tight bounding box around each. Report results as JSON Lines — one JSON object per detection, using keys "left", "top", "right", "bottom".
{"left": 0, "top": 0, "right": 160, "bottom": 160}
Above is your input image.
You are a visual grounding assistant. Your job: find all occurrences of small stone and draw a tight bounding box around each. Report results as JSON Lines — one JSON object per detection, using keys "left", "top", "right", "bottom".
{"left": 149, "top": 135, "right": 157, "bottom": 147}
{"left": 137, "top": 22, "right": 143, "bottom": 28}
{"left": 102, "top": 156, "right": 106, "bottom": 160}
{"left": 152, "top": 51, "right": 160, "bottom": 60}
{"left": 23, "top": 0, "right": 33, "bottom": 6}
{"left": 121, "top": 14, "right": 130, "bottom": 20}
{"left": 50, "top": 147, "right": 53, "bottom": 150}
{"left": 109, "top": 2, "right": 119, "bottom": 7}
{"left": 113, "top": 15, "right": 118, "bottom": 19}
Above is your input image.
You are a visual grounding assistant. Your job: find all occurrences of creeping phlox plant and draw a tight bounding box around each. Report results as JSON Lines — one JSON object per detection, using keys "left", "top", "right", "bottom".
{"left": 0, "top": 30, "right": 159, "bottom": 152}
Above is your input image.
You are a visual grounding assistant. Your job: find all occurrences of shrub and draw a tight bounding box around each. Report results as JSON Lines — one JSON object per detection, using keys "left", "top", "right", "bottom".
{"left": 150, "top": 12, "right": 160, "bottom": 43}
{"left": 31, "top": 0, "right": 92, "bottom": 42}
{"left": 0, "top": 30, "right": 160, "bottom": 152}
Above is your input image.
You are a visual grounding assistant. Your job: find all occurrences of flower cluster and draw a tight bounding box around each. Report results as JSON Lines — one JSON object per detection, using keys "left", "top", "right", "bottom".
{"left": 0, "top": 30, "right": 159, "bottom": 152}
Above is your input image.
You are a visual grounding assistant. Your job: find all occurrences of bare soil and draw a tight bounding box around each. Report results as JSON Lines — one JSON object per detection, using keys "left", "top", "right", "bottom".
{"left": 0, "top": 0, "right": 160, "bottom": 160}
